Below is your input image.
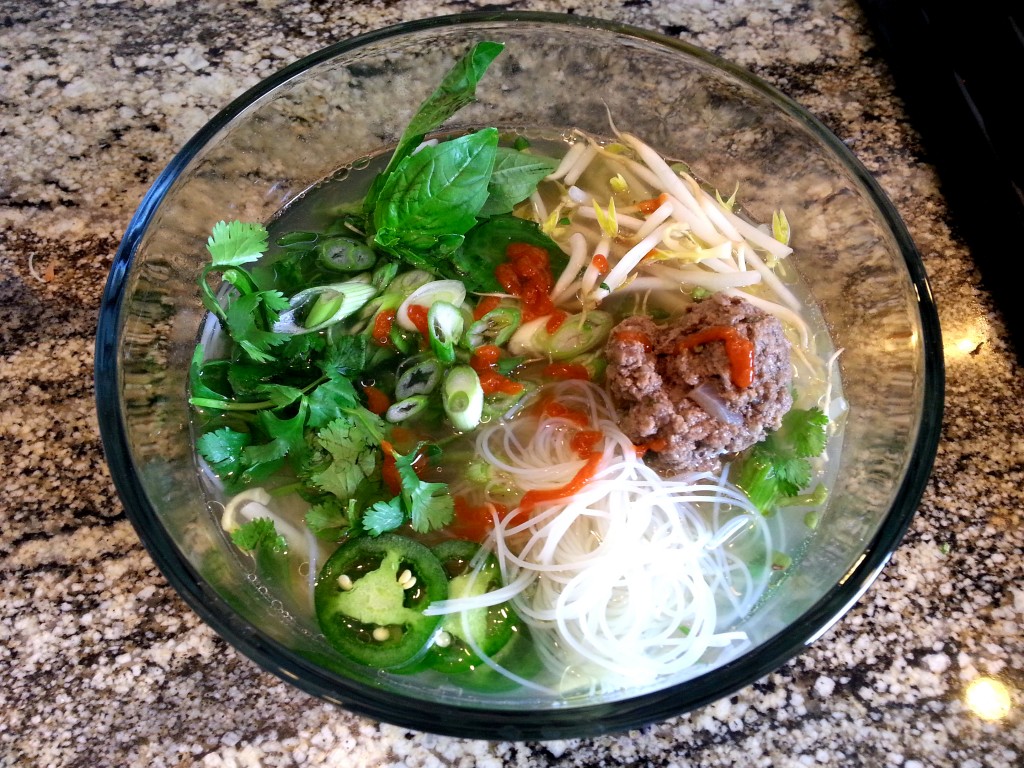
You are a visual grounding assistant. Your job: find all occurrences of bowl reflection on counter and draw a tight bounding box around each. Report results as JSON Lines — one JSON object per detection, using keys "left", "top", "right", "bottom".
{"left": 94, "top": 12, "right": 943, "bottom": 739}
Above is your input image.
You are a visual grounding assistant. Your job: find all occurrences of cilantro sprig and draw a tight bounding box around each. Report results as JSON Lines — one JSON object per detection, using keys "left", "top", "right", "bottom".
{"left": 191, "top": 40, "right": 557, "bottom": 549}
{"left": 363, "top": 443, "right": 455, "bottom": 536}
{"left": 198, "top": 220, "right": 291, "bottom": 363}
{"left": 735, "top": 407, "right": 829, "bottom": 515}
{"left": 231, "top": 517, "right": 287, "bottom": 553}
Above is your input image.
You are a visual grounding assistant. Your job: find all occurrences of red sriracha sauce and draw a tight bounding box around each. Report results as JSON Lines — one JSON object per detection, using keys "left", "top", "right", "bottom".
{"left": 675, "top": 325, "right": 755, "bottom": 388}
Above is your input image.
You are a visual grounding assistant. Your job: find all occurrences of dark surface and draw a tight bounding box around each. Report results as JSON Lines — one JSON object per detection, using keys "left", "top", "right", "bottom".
{"left": 859, "top": 1, "right": 1024, "bottom": 359}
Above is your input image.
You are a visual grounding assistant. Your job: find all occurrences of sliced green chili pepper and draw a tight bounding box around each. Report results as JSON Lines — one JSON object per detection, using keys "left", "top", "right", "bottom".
{"left": 316, "top": 235, "right": 378, "bottom": 273}
{"left": 395, "top": 354, "right": 443, "bottom": 399}
{"left": 448, "top": 621, "right": 541, "bottom": 693}
{"left": 427, "top": 301, "right": 464, "bottom": 364}
{"left": 315, "top": 533, "right": 448, "bottom": 668}
{"left": 386, "top": 395, "right": 429, "bottom": 423}
{"left": 465, "top": 306, "right": 521, "bottom": 350}
{"left": 426, "top": 540, "right": 520, "bottom": 674}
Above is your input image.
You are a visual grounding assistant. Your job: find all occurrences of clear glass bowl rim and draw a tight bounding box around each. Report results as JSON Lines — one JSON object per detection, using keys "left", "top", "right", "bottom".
{"left": 94, "top": 10, "right": 945, "bottom": 740}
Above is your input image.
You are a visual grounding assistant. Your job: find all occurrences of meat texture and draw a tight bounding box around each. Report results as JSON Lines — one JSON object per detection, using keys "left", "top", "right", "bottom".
{"left": 604, "top": 294, "right": 792, "bottom": 474}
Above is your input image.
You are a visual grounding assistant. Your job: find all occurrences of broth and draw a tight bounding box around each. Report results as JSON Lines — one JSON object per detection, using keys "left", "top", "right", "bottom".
{"left": 189, "top": 129, "right": 844, "bottom": 701}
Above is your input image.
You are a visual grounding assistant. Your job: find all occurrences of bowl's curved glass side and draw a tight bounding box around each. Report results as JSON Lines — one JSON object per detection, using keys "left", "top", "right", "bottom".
{"left": 96, "top": 13, "right": 944, "bottom": 739}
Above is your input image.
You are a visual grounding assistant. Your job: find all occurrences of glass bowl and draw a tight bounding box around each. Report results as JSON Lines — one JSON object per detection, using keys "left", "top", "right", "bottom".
{"left": 95, "top": 12, "right": 943, "bottom": 740}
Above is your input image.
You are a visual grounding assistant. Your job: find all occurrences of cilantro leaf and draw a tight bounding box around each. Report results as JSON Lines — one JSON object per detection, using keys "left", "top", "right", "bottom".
{"left": 189, "top": 346, "right": 232, "bottom": 406}
{"left": 242, "top": 401, "right": 309, "bottom": 468}
{"left": 785, "top": 407, "right": 828, "bottom": 457}
{"left": 305, "top": 377, "right": 360, "bottom": 429}
{"left": 207, "top": 220, "right": 269, "bottom": 267}
{"left": 224, "top": 290, "right": 291, "bottom": 363}
{"left": 310, "top": 410, "right": 384, "bottom": 499}
{"left": 392, "top": 443, "right": 454, "bottom": 533}
{"left": 305, "top": 498, "right": 354, "bottom": 541}
{"left": 197, "top": 427, "right": 251, "bottom": 480}
{"left": 321, "top": 334, "right": 370, "bottom": 378}
{"left": 735, "top": 407, "right": 829, "bottom": 515}
{"left": 362, "top": 498, "right": 405, "bottom": 537}
{"left": 231, "top": 518, "right": 287, "bottom": 552}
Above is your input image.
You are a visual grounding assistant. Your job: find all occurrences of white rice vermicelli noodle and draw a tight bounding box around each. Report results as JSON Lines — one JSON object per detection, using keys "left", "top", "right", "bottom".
{"left": 426, "top": 380, "right": 773, "bottom": 693}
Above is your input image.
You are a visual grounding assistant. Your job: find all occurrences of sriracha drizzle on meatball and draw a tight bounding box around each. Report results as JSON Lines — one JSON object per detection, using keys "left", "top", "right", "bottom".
{"left": 605, "top": 294, "right": 793, "bottom": 474}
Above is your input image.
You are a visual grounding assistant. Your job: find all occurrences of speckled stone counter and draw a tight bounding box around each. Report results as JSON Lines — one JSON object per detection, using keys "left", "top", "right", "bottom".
{"left": 1, "top": 1, "right": 1021, "bottom": 766}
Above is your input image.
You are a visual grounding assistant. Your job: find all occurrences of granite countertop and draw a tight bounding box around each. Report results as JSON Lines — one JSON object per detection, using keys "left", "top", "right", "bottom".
{"left": 2, "top": 0, "right": 1021, "bottom": 766}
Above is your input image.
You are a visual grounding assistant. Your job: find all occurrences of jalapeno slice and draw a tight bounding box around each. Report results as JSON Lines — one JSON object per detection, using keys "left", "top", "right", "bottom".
{"left": 426, "top": 539, "right": 520, "bottom": 673}
{"left": 316, "top": 235, "right": 378, "bottom": 273}
{"left": 315, "top": 533, "right": 448, "bottom": 668}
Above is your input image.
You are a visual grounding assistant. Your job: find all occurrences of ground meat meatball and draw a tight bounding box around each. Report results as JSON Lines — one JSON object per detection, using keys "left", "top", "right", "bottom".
{"left": 604, "top": 294, "right": 792, "bottom": 474}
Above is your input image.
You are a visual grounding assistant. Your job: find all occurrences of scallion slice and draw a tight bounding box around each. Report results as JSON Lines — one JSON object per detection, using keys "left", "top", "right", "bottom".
{"left": 427, "top": 301, "right": 464, "bottom": 364}
{"left": 396, "top": 280, "right": 467, "bottom": 331}
{"left": 443, "top": 365, "right": 484, "bottom": 432}
{"left": 273, "top": 281, "right": 378, "bottom": 335}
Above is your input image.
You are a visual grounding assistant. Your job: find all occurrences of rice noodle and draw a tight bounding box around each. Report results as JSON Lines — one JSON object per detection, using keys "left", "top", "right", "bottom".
{"left": 437, "top": 381, "right": 772, "bottom": 692}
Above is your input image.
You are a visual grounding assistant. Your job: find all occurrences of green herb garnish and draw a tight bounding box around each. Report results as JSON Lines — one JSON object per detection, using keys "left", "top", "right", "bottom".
{"left": 735, "top": 407, "right": 829, "bottom": 515}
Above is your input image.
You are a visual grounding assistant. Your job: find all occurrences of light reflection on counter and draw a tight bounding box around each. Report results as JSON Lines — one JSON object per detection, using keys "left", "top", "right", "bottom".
{"left": 943, "top": 316, "right": 990, "bottom": 360}
{"left": 965, "top": 676, "right": 1013, "bottom": 721}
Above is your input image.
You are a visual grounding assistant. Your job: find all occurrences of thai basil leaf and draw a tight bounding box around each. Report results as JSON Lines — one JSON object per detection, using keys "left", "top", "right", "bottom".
{"left": 363, "top": 41, "right": 504, "bottom": 216}
{"left": 372, "top": 128, "right": 499, "bottom": 255}
{"left": 452, "top": 215, "right": 569, "bottom": 292}
{"left": 479, "top": 147, "right": 559, "bottom": 216}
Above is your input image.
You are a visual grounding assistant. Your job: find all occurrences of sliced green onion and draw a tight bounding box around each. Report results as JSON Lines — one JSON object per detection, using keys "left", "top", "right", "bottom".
{"left": 465, "top": 306, "right": 521, "bottom": 350}
{"left": 443, "top": 365, "right": 484, "bottom": 432}
{"left": 427, "top": 301, "right": 464, "bottom": 364}
{"left": 274, "top": 281, "right": 377, "bottom": 335}
{"left": 563, "top": 350, "right": 607, "bottom": 380}
{"left": 371, "top": 261, "right": 400, "bottom": 292}
{"left": 507, "top": 315, "right": 549, "bottom": 356}
{"left": 771, "top": 551, "right": 792, "bottom": 571}
{"left": 316, "top": 236, "right": 378, "bottom": 272}
{"left": 305, "top": 292, "right": 347, "bottom": 329}
{"left": 397, "top": 280, "right": 467, "bottom": 331}
{"left": 395, "top": 355, "right": 443, "bottom": 399}
{"left": 386, "top": 395, "right": 429, "bottom": 423}
{"left": 481, "top": 381, "right": 534, "bottom": 423}
{"left": 389, "top": 324, "right": 418, "bottom": 355}
{"left": 466, "top": 459, "right": 492, "bottom": 485}
{"left": 510, "top": 310, "right": 613, "bottom": 360}
{"left": 387, "top": 269, "right": 435, "bottom": 298}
